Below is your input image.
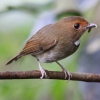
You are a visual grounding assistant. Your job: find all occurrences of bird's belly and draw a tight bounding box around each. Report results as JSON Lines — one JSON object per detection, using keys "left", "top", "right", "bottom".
{"left": 35, "top": 44, "right": 79, "bottom": 63}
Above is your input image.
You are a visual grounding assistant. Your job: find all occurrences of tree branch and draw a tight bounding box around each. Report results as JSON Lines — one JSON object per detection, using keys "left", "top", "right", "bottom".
{"left": 0, "top": 70, "right": 100, "bottom": 82}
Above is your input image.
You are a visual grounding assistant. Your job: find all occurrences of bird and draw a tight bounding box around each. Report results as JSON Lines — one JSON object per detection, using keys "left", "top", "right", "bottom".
{"left": 6, "top": 16, "right": 97, "bottom": 79}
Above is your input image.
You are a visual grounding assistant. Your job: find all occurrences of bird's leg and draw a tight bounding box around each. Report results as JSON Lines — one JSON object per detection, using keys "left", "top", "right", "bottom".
{"left": 56, "top": 61, "right": 72, "bottom": 80}
{"left": 37, "top": 61, "right": 48, "bottom": 79}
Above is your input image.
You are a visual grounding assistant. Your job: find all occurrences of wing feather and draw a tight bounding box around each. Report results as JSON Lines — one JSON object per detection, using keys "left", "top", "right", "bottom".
{"left": 20, "top": 38, "right": 57, "bottom": 56}
{"left": 19, "top": 24, "right": 58, "bottom": 56}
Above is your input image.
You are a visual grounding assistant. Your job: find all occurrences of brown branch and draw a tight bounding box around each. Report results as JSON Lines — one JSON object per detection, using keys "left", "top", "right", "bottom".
{"left": 0, "top": 70, "right": 100, "bottom": 82}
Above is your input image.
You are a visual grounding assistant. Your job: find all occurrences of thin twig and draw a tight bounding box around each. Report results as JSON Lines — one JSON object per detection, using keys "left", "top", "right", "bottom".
{"left": 0, "top": 70, "right": 100, "bottom": 82}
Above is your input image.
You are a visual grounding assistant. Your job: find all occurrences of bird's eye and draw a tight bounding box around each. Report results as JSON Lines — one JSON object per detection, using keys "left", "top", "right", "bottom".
{"left": 74, "top": 23, "right": 80, "bottom": 29}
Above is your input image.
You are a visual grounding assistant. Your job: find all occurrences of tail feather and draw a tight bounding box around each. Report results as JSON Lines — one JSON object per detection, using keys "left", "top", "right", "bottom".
{"left": 6, "top": 54, "right": 21, "bottom": 65}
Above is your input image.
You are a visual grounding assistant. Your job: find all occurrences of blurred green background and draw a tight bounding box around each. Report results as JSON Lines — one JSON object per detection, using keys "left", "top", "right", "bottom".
{"left": 0, "top": 0, "right": 99, "bottom": 100}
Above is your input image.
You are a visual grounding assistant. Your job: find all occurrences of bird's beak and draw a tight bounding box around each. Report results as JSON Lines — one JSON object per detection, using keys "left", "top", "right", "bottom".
{"left": 87, "top": 23, "right": 97, "bottom": 32}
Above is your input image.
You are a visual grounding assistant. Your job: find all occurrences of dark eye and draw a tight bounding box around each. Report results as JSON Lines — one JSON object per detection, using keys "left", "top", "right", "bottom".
{"left": 74, "top": 23, "right": 80, "bottom": 29}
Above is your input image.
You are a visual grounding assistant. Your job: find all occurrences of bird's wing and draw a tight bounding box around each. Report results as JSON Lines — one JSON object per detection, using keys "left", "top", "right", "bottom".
{"left": 20, "top": 38, "right": 58, "bottom": 56}
{"left": 19, "top": 27, "right": 58, "bottom": 56}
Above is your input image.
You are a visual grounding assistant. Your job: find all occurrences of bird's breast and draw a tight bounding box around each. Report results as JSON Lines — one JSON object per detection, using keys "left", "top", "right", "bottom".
{"left": 35, "top": 41, "right": 79, "bottom": 63}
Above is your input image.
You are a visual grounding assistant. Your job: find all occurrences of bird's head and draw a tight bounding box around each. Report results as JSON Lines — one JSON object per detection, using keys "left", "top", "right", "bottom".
{"left": 62, "top": 16, "right": 97, "bottom": 40}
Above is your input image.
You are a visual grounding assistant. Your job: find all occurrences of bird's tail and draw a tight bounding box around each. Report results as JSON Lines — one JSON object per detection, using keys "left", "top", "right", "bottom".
{"left": 6, "top": 54, "right": 21, "bottom": 65}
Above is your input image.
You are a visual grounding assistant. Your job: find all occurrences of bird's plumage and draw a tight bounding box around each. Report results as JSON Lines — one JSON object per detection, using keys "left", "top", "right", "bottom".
{"left": 6, "top": 16, "right": 97, "bottom": 79}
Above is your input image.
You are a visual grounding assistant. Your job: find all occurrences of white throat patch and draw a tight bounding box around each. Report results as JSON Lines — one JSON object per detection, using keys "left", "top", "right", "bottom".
{"left": 74, "top": 39, "right": 80, "bottom": 46}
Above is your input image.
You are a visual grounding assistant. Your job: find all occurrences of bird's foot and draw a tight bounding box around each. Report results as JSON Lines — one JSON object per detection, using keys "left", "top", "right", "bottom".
{"left": 40, "top": 68, "right": 48, "bottom": 79}
{"left": 62, "top": 68, "right": 72, "bottom": 80}
{"left": 38, "top": 61, "right": 48, "bottom": 79}
{"left": 56, "top": 61, "right": 72, "bottom": 80}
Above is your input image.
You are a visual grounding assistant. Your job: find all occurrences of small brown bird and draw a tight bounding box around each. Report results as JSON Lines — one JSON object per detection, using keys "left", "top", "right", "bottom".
{"left": 6, "top": 16, "right": 97, "bottom": 79}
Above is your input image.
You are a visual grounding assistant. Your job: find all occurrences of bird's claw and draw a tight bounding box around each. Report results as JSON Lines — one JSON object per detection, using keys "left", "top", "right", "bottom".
{"left": 62, "top": 68, "right": 72, "bottom": 80}
{"left": 40, "top": 69, "right": 48, "bottom": 79}
{"left": 38, "top": 61, "right": 48, "bottom": 79}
